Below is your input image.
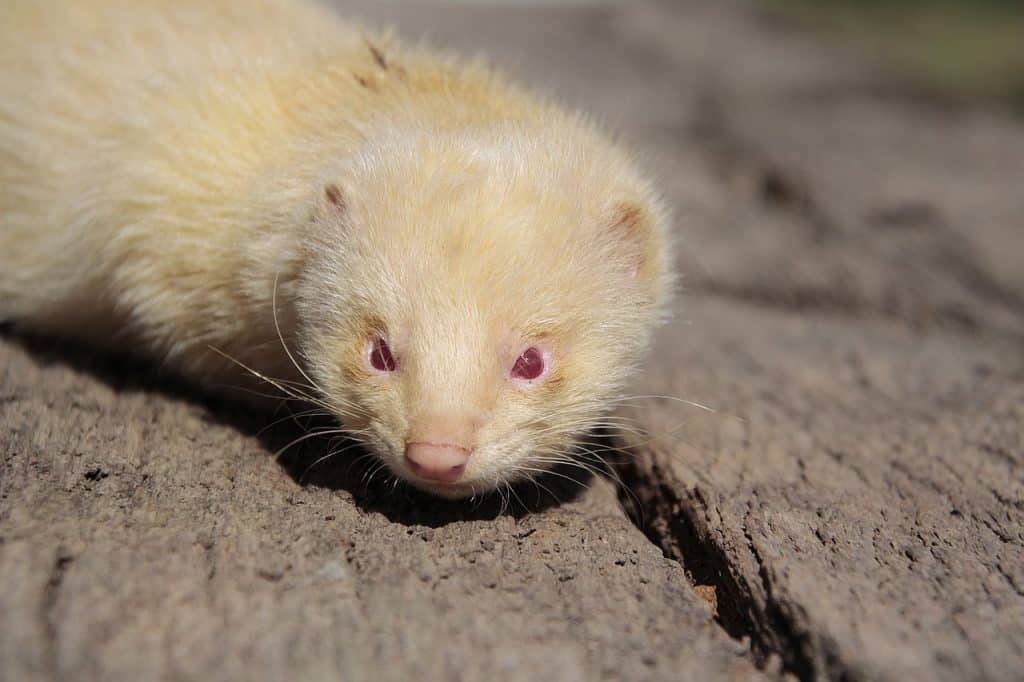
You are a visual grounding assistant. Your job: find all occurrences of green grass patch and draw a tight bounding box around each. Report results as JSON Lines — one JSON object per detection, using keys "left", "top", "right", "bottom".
{"left": 765, "top": 0, "right": 1024, "bottom": 111}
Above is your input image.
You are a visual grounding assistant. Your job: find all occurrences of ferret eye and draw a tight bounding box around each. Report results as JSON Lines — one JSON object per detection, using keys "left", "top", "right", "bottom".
{"left": 368, "top": 336, "right": 397, "bottom": 372}
{"left": 510, "top": 346, "right": 545, "bottom": 382}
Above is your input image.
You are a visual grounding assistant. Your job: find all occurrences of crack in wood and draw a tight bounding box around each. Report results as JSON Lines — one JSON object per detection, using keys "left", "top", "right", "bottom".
{"left": 611, "top": 455, "right": 836, "bottom": 681}
{"left": 41, "top": 547, "right": 73, "bottom": 678}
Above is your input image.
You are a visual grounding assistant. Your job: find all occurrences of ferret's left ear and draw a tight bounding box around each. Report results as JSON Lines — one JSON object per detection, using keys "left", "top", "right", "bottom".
{"left": 606, "top": 200, "right": 657, "bottom": 280}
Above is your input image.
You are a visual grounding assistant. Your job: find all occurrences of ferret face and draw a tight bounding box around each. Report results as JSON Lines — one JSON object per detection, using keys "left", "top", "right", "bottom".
{"left": 296, "top": 129, "right": 672, "bottom": 498}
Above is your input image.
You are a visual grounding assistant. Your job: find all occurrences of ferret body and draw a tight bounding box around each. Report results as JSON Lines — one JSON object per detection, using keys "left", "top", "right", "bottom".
{"left": 0, "top": 0, "right": 673, "bottom": 497}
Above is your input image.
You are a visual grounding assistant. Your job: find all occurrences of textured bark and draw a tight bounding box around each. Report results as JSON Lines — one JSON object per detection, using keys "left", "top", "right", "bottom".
{"left": 0, "top": 337, "right": 763, "bottom": 682}
{"left": 619, "top": 300, "right": 1023, "bottom": 681}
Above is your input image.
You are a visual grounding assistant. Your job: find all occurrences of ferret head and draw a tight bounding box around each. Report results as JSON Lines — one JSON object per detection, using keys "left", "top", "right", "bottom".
{"left": 295, "top": 125, "right": 673, "bottom": 498}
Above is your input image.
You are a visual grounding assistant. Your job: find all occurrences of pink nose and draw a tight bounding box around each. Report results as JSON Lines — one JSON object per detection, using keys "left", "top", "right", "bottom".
{"left": 404, "top": 442, "right": 470, "bottom": 483}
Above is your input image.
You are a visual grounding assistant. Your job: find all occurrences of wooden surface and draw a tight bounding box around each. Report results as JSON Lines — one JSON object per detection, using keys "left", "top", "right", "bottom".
{"left": 2, "top": 1, "right": 1022, "bottom": 680}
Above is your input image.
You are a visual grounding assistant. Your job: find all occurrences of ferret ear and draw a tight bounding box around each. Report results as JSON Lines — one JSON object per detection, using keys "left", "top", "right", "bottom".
{"left": 319, "top": 182, "right": 347, "bottom": 216}
{"left": 313, "top": 180, "right": 356, "bottom": 234}
{"left": 605, "top": 200, "right": 656, "bottom": 280}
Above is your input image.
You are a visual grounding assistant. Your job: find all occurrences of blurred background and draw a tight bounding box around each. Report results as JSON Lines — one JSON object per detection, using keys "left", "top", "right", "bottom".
{"left": 767, "top": 0, "right": 1024, "bottom": 111}
{"left": 337, "top": 0, "right": 1024, "bottom": 112}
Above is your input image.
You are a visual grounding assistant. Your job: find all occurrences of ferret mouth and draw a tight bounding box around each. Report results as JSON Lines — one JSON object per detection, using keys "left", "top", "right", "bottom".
{"left": 382, "top": 444, "right": 488, "bottom": 499}
{"left": 384, "top": 459, "right": 489, "bottom": 499}
{"left": 395, "top": 471, "right": 481, "bottom": 499}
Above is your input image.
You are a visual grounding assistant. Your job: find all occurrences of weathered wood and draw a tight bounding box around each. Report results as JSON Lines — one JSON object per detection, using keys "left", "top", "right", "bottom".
{"left": 621, "top": 300, "right": 1023, "bottom": 681}
{"left": 608, "top": 4, "right": 1024, "bottom": 679}
{"left": 0, "top": 338, "right": 763, "bottom": 681}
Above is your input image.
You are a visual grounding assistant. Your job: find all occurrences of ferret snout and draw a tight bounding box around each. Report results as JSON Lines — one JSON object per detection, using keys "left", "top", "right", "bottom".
{"left": 404, "top": 442, "right": 470, "bottom": 483}
{"left": 403, "top": 416, "right": 477, "bottom": 483}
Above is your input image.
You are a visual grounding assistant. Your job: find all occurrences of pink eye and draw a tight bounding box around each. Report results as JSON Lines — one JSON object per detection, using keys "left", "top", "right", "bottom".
{"left": 368, "top": 336, "right": 397, "bottom": 372}
{"left": 510, "top": 346, "right": 546, "bottom": 382}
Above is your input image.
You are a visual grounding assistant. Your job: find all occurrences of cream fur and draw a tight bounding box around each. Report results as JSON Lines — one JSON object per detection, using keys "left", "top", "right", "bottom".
{"left": 0, "top": 0, "right": 674, "bottom": 496}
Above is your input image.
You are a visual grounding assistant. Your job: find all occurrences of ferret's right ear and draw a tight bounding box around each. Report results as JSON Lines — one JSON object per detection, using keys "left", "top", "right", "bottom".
{"left": 312, "top": 180, "right": 357, "bottom": 236}
{"left": 318, "top": 182, "right": 347, "bottom": 217}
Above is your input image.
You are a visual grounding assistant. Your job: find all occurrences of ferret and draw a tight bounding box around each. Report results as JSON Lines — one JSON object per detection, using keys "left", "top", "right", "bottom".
{"left": 0, "top": 0, "right": 673, "bottom": 498}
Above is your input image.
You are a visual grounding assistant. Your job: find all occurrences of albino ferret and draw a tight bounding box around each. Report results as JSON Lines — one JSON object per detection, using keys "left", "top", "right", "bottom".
{"left": 0, "top": 0, "right": 673, "bottom": 498}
